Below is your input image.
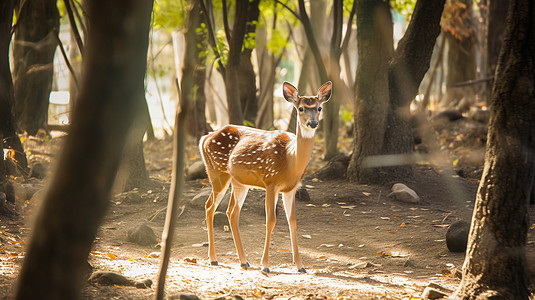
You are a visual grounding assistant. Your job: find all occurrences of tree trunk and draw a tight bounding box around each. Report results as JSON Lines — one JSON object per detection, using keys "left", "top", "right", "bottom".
{"left": 187, "top": 0, "right": 210, "bottom": 140}
{"left": 0, "top": 0, "right": 17, "bottom": 208}
{"left": 225, "top": 0, "right": 249, "bottom": 125}
{"left": 348, "top": 0, "right": 445, "bottom": 183}
{"left": 239, "top": 0, "right": 260, "bottom": 125}
{"left": 442, "top": 0, "right": 476, "bottom": 109}
{"left": 255, "top": 24, "right": 275, "bottom": 129}
{"left": 454, "top": 0, "right": 534, "bottom": 298}
{"left": 14, "top": 0, "right": 153, "bottom": 298}
{"left": 486, "top": 0, "right": 509, "bottom": 98}
{"left": 384, "top": 0, "right": 445, "bottom": 178}
{"left": 12, "top": 0, "right": 59, "bottom": 135}
{"left": 347, "top": 0, "right": 393, "bottom": 183}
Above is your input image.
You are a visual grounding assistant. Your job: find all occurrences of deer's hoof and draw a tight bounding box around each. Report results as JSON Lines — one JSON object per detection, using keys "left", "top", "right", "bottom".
{"left": 298, "top": 267, "right": 306, "bottom": 273}
{"left": 241, "top": 262, "right": 250, "bottom": 270}
{"left": 210, "top": 261, "right": 218, "bottom": 266}
{"left": 262, "top": 267, "right": 270, "bottom": 273}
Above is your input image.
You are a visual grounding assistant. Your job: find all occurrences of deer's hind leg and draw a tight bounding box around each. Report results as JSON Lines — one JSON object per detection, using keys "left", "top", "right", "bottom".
{"left": 227, "top": 181, "right": 250, "bottom": 269}
{"left": 205, "top": 172, "right": 231, "bottom": 265}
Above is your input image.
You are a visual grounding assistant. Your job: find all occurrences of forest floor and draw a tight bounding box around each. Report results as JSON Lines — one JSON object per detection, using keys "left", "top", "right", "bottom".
{"left": 1, "top": 113, "right": 535, "bottom": 299}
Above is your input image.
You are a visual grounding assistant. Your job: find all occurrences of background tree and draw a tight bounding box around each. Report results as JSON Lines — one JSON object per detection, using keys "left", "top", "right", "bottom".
{"left": 486, "top": 0, "right": 508, "bottom": 97}
{"left": 0, "top": 0, "right": 18, "bottom": 212}
{"left": 14, "top": 0, "right": 153, "bottom": 297}
{"left": 347, "top": 0, "right": 445, "bottom": 183}
{"left": 454, "top": 0, "right": 534, "bottom": 298}
{"left": 441, "top": 0, "right": 477, "bottom": 109}
{"left": 12, "top": 0, "right": 59, "bottom": 135}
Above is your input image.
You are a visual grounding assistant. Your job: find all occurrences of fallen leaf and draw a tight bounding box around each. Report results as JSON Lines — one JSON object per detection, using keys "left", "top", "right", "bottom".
{"left": 107, "top": 252, "right": 116, "bottom": 261}
{"left": 340, "top": 205, "right": 356, "bottom": 209}
{"left": 321, "top": 203, "right": 331, "bottom": 207}
{"left": 184, "top": 257, "right": 197, "bottom": 263}
{"left": 306, "top": 204, "right": 316, "bottom": 207}
{"left": 400, "top": 222, "right": 407, "bottom": 227}
{"left": 302, "top": 235, "right": 312, "bottom": 239}
{"left": 362, "top": 192, "right": 371, "bottom": 196}
{"left": 380, "top": 217, "right": 390, "bottom": 220}
{"left": 112, "top": 285, "right": 124, "bottom": 289}
{"left": 317, "top": 255, "right": 329, "bottom": 260}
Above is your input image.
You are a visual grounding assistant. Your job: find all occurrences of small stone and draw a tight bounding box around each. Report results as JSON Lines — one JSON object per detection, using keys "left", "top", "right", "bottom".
{"left": 29, "top": 162, "right": 47, "bottom": 179}
{"left": 388, "top": 183, "right": 420, "bottom": 204}
{"left": 295, "top": 187, "right": 310, "bottom": 202}
{"left": 127, "top": 224, "right": 158, "bottom": 246}
{"left": 186, "top": 161, "right": 207, "bottom": 180}
{"left": 421, "top": 286, "right": 449, "bottom": 299}
{"left": 167, "top": 293, "right": 201, "bottom": 300}
{"left": 446, "top": 220, "right": 470, "bottom": 252}
{"left": 213, "top": 211, "right": 228, "bottom": 227}
{"left": 88, "top": 271, "right": 133, "bottom": 286}
{"left": 191, "top": 188, "right": 211, "bottom": 207}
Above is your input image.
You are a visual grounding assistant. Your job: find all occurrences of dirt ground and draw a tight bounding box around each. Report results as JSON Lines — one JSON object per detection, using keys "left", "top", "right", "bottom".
{"left": 1, "top": 116, "right": 535, "bottom": 299}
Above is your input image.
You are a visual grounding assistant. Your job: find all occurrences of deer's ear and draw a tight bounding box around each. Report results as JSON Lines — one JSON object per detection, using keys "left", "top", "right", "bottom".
{"left": 283, "top": 82, "right": 299, "bottom": 103}
{"left": 317, "top": 81, "right": 332, "bottom": 103}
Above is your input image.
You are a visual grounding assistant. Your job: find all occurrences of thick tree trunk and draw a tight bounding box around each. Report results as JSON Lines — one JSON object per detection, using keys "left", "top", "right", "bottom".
{"left": 225, "top": 0, "right": 249, "bottom": 125}
{"left": 14, "top": 0, "right": 153, "bottom": 298}
{"left": 255, "top": 24, "right": 275, "bottom": 129}
{"left": 348, "top": 0, "right": 444, "bottom": 183}
{"left": 239, "top": 0, "right": 260, "bottom": 125}
{"left": 12, "top": 0, "right": 59, "bottom": 135}
{"left": 486, "top": 0, "right": 509, "bottom": 99}
{"left": 347, "top": 0, "right": 393, "bottom": 183}
{"left": 0, "top": 0, "right": 17, "bottom": 208}
{"left": 442, "top": 0, "right": 476, "bottom": 109}
{"left": 454, "top": 1, "right": 534, "bottom": 298}
{"left": 384, "top": 0, "right": 445, "bottom": 178}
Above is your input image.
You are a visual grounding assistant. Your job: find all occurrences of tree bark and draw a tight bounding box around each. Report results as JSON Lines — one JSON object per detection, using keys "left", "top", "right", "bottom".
{"left": 239, "top": 0, "right": 260, "bottom": 125}
{"left": 12, "top": 0, "right": 59, "bottom": 135}
{"left": 384, "top": 0, "right": 445, "bottom": 178}
{"left": 348, "top": 0, "right": 445, "bottom": 183}
{"left": 225, "top": 0, "right": 249, "bottom": 125}
{"left": 0, "top": 0, "right": 18, "bottom": 209}
{"left": 486, "top": 0, "right": 509, "bottom": 98}
{"left": 347, "top": 0, "right": 393, "bottom": 183}
{"left": 14, "top": 0, "right": 153, "bottom": 298}
{"left": 454, "top": 1, "right": 534, "bottom": 298}
{"left": 442, "top": 0, "right": 476, "bottom": 109}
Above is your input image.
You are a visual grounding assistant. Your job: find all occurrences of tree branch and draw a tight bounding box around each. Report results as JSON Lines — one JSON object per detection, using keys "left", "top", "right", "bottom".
{"left": 63, "top": 0, "right": 84, "bottom": 56}
{"left": 340, "top": 0, "right": 356, "bottom": 53}
{"left": 199, "top": 0, "right": 226, "bottom": 76}
{"left": 222, "top": 0, "right": 232, "bottom": 43}
{"left": 274, "top": 0, "right": 302, "bottom": 22}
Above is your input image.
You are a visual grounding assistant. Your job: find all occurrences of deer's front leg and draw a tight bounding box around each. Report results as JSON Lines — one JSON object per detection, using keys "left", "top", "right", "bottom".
{"left": 282, "top": 190, "right": 305, "bottom": 273}
{"left": 227, "top": 184, "right": 250, "bottom": 269}
{"left": 261, "top": 187, "right": 278, "bottom": 272}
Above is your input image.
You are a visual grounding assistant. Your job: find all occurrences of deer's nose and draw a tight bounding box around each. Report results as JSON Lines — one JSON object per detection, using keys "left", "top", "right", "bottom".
{"left": 308, "top": 120, "right": 318, "bottom": 129}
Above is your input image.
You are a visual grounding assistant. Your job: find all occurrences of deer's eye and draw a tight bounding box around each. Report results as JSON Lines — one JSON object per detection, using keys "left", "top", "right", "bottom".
{"left": 318, "top": 107, "right": 322, "bottom": 112}
{"left": 298, "top": 107, "right": 304, "bottom": 112}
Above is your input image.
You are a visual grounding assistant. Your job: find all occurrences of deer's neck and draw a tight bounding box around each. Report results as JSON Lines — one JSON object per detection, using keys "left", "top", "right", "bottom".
{"left": 288, "top": 124, "right": 315, "bottom": 176}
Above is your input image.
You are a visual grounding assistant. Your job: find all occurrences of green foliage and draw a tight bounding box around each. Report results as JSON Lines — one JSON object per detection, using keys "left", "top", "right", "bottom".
{"left": 391, "top": 0, "right": 417, "bottom": 21}
{"left": 266, "top": 28, "right": 286, "bottom": 56}
{"left": 153, "top": 0, "right": 186, "bottom": 30}
{"left": 341, "top": 106, "right": 353, "bottom": 123}
{"left": 243, "top": 119, "right": 255, "bottom": 127}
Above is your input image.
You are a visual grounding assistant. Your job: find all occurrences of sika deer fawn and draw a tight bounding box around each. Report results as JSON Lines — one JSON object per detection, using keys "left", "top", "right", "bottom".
{"left": 199, "top": 81, "right": 332, "bottom": 273}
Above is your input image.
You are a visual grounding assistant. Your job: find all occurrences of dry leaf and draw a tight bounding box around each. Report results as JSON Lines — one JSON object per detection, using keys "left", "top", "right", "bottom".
{"left": 362, "top": 192, "right": 371, "bottom": 196}
{"left": 302, "top": 235, "right": 312, "bottom": 239}
{"left": 400, "top": 222, "right": 407, "bottom": 227}
{"left": 380, "top": 217, "right": 390, "bottom": 220}
{"left": 107, "top": 252, "right": 116, "bottom": 261}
